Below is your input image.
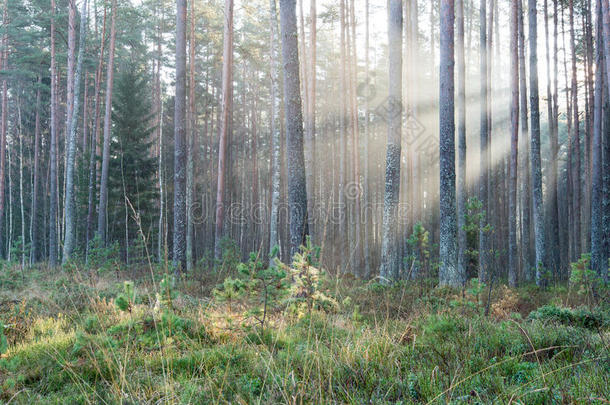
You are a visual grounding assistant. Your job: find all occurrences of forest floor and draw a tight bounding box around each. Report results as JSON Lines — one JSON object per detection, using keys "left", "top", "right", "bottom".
{"left": 0, "top": 260, "right": 608, "bottom": 404}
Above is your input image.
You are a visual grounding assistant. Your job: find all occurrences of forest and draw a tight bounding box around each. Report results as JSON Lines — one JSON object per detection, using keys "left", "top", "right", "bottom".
{"left": 0, "top": 0, "right": 608, "bottom": 402}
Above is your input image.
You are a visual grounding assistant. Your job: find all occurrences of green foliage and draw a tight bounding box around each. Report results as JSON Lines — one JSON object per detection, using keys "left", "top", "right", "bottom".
{"left": 108, "top": 61, "right": 158, "bottom": 259}
{"left": 527, "top": 304, "right": 608, "bottom": 330}
{"left": 0, "top": 263, "right": 608, "bottom": 403}
{"left": 405, "top": 222, "right": 431, "bottom": 278}
{"left": 215, "top": 238, "right": 241, "bottom": 273}
{"left": 0, "top": 321, "right": 7, "bottom": 355}
{"left": 156, "top": 276, "right": 178, "bottom": 310}
{"left": 86, "top": 235, "right": 120, "bottom": 273}
{"left": 115, "top": 281, "right": 136, "bottom": 313}
{"left": 279, "top": 237, "right": 338, "bottom": 317}
{"left": 238, "top": 252, "right": 288, "bottom": 329}
{"left": 9, "top": 237, "right": 30, "bottom": 265}
{"left": 569, "top": 254, "right": 603, "bottom": 305}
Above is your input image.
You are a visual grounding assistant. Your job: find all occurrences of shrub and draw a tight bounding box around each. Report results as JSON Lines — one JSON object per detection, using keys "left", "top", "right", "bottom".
{"left": 527, "top": 304, "right": 608, "bottom": 330}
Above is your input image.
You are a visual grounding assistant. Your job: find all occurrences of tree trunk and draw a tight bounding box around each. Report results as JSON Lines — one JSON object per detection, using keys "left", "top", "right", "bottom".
{"left": 97, "top": 0, "right": 117, "bottom": 242}
{"left": 544, "top": 0, "right": 560, "bottom": 276}
{"left": 602, "top": 0, "right": 610, "bottom": 98}
{"left": 17, "top": 99, "right": 24, "bottom": 267}
{"left": 304, "top": 0, "right": 316, "bottom": 244}
{"left": 439, "top": 0, "right": 458, "bottom": 287}
{"left": 338, "top": 0, "right": 347, "bottom": 272}
{"left": 65, "top": 0, "right": 75, "bottom": 199}
{"left": 363, "top": 0, "right": 371, "bottom": 278}
{"left": 0, "top": 1, "right": 7, "bottom": 260}
{"left": 569, "top": 0, "right": 582, "bottom": 260}
{"left": 186, "top": 0, "right": 196, "bottom": 272}
{"left": 49, "top": 0, "right": 59, "bottom": 265}
{"left": 379, "top": 0, "right": 402, "bottom": 282}
{"left": 173, "top": 0, "right": 187, "bottom": 272}
{"left": 86, "top": 4, "right": 106, "bottom": 255}
{"left": 63, "top": 0, "right": 88, "bottom": 262}
{"left": 214, "top": 0, "right": 234, "bottom": 261}
{"left": 268, "top": 0, "right": 281, "bottom": 265}
{"left": 509, "top": 0, "right": 519, "bottom": 287}
{"left": 279, "top": 0, "right": 308, "bottom": 257}
{"left": 349, "top": 0, "right": 363, "bottom": 275}
{"left": 518, "top": 0, "right": 533, "bottom": 281}
{"left": 528, "top": 0, "right": 548, "bottom": 286}
{"left": 479, "top": 0, "right": 490, "bottom": 282}
{"left": 456, "top": 0, "right": 467, "bottom": 286}
{"left": 591, "top": 0, "right": 605, "bottom": 277}
{"left": 30, "top": 77, "right": 41, "bottom": 264}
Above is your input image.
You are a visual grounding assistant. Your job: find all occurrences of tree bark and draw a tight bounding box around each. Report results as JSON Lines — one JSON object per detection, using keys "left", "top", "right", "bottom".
{"left": 186, "top": 0, "right": 196, "bottom": 272}
{"left": 86, "top": 4, "right": 106, "bottom": 255}
{"left": 30, "top": 77, "right": 41, "bottom": 263}
{"left": 63, "top": 0, "right": 88, "bottom": 262}
{"left": 439, "top": 0, "right": 458, "bottom": 287}
{"left": 49, "top": 0, "right": 59, "bottom": 265}
{"left": 602, "top": 0, "right": 610, "bottom": 98}
{"left": 591, "top": 0, "right": 605, "bottom": 277}
{"left": 279, "top": 0, "right": 308, "bottom": 257}
{"left": 479, "top": 0, "right": 490, "bottom": 282}
{"left": 173, "top": 0, "right": 187, "bottom": 272}
{"left": 214, "top": 0, "right": 234, "bottom": 261}
{"left": 528, "top": 0, "right": 548, "bottom": 286}
{"left": 268, "top": 0, "right": 281, "bottom": 265}
{"left": 362, "top": 0, "right": 371, "bottom": 278}
{"left": 304, "top": 0, "right": 316, "bottom": 245}
{"left": 544, "top": 0, "right": 560, "bottom": 275}
{"left": 509, "top": 0, "right": 519, "bottom": 287}
{"left": 456, "top": 0, "right": 467, "bottom": 286}
{"left": 518, "top": 0, "right": 533, "bottom": 281}
{"left": 97, "top": 0, "right": 118, "bottom": 242}
{"left": 569, "top": 0, "right": 582, "bottom": 260}
{"left": 379, "top": 0, "right": 402, "bottom": 282}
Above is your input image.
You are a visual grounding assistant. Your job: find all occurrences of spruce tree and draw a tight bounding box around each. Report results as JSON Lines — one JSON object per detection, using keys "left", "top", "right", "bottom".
{"left": 108, "top": 64, "right": 158, "bottom": 262}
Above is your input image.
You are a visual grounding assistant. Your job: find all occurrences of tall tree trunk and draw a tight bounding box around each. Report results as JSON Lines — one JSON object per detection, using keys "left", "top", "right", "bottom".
{"left": 304, "top": 0, "right": 316, "bottom": 244}
{"left": 214, "top": 0, "right": 234, "bottom": 261}
{"left": 65, "top": 0, "right": 76, "bottom": 198}
{"left": 509, "top": 0, "right": 519, "bottom": 287}
{"left": 591, "top": 0, "right": 605, "bottom": 276}
{"left": 97, "top": 0, "right": 117, "bottom": 242}
{"left": 528, "top": 0, "right": 548, "bottom": 286}
{"left": 478, "top": 0, "right": 490, "bottom": 282}
{"left": 63, "top": 0, "right": 88, "bottom": 262}
{"left": 279, "top": 0, "right": 308, "bottom": 257}
{"left": 379, "top": 0, "right": 402, "bottom": 282}
{"left": 602, "top": 0, "right": 610, "bottom": 98}
{"left": 49, "top": 0, "right": 59, "bottom": 265}
{"left": 17, "top": 99, "right": 24, "bottom": 267}
{"left": 349, "top": 0, "right": 363, "bottom": 275}
{"left": 456, "top": 0, "right": 467, "bottom": 286}
{"left": 439, "top": 0, "right": 458, "bottom": 287}
{"left": 362, "top": 0, "right": 371, "bottom": 278}
{"left": 0, "top": 0, "right": 7, "bottom": 260}
{"left": 86, "top": 4, "right": 106, "bottom": 255}
{"left": 268, "top": 0, "right": 281, "bottom": 264}
{"left": 569, "top": 0, "right": 582, "bottom": 260}
{"left": 544, "top": 0, "right": 560, "bottom": 276}
{"left": 156, "top": 8, "right": 164, "bottom": 262}
{"left": 173, "top": 0, "right": 187, "bottom": 272}
{"left": 30, "top": 77, "right": 41, "bottom": 264}
{"left": 186, "top": 0, "right": 195, "bottom": 272}
{"left": 518, "top": 0, "right": 533, "bottom": 281}
{"left": 338, "top": 0, "right": 347, "bottom": 272}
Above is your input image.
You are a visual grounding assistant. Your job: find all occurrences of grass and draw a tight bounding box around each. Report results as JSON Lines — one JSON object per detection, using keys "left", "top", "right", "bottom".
{"left": 0, "top": 261, "right": 608, "bottom": 404}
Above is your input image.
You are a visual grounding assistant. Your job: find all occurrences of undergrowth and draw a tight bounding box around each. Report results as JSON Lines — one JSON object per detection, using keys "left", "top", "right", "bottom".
{"left": 0, "top": 255, "right": 608, "bottom": 404}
